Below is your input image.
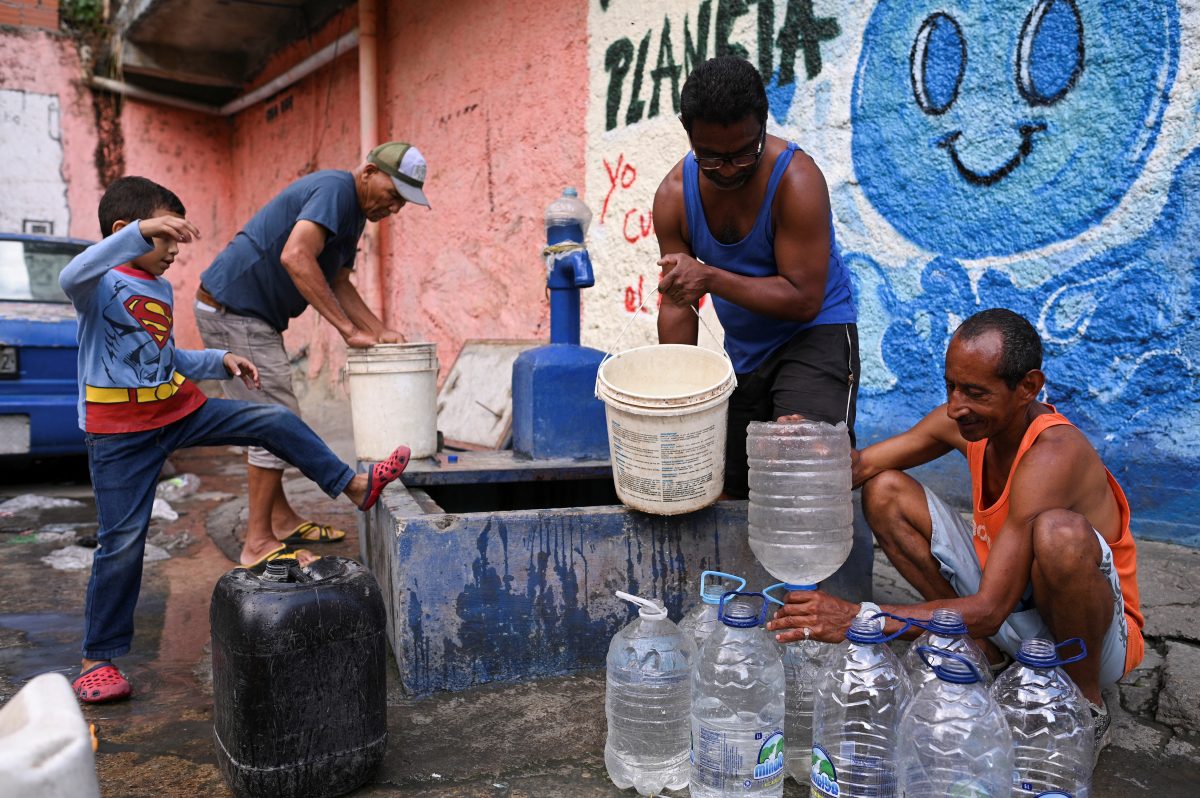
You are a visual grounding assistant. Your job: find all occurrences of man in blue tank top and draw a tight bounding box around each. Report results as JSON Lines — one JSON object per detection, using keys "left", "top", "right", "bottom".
{"left": 654, "top": 56, "right": 858, "bottom": 497}
{"left": 196, "top": 142, "right": 431, "bottom": 566}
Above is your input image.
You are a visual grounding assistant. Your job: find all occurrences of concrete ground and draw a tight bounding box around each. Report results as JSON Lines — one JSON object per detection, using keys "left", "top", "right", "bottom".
{"left": 1, "top": 410, "right": 1197, "bottom": 796}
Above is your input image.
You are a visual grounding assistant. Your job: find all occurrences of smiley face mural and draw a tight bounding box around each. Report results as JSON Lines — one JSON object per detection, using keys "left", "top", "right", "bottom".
{"left": 585, "top": 0, "right": 1199, "bottom": 544}
{"left": 852, "top": 0, "right": 1179, "bottom": 258}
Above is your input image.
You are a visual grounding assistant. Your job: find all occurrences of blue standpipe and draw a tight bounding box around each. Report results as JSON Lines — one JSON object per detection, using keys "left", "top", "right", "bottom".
{"left": 511, "top": 188, "right": 609, "bottom": 460}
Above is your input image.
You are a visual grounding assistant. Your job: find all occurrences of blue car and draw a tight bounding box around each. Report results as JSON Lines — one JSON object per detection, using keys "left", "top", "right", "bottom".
{"left": 0, "top": 233, "right": 92, "bottom": 459}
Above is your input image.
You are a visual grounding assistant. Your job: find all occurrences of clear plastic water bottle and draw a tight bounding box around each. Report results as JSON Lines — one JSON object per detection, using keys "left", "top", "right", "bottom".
{"left": 992, "top": 638, "right": 1095, "bottom": 798}
{"left": 679, "top": 570, "right": 747, "bottom": 653}
{"left": 605, "top": 590, "right": 694, "bottom": 796}
{"left": 544, "top": 186, "right": 593, "bottom": 238}
{"left": 690, "top": 592, "right": 786, "bottom": 798}
{"left": 746, "top": 420, "right": 854, "bottom": 585}
{"left": 811, "top": 614, "right": 912, "bottom": 798}
{"left": 764, "top": 583, "right": 832, "bottom": 785}
{"left": 902, "top": 608, "right": 993, "bottom": 693}
{"left": 897, "top": 646, "right": 1015, "bottom": 797}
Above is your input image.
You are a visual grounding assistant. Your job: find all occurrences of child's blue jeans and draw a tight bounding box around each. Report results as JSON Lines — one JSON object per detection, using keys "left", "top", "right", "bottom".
{"left": 82, "top": 398, "right": 355, "bottom": 660}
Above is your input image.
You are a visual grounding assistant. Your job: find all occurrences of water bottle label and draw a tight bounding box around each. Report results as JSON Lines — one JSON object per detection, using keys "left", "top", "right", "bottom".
{"left": 691, "top": 722, "right": 785, "bottom": 790}
{"left": 809, "top": 745, "right": 841, "bottom": 797}
{"left": 943, "top": 778, "right": 997, "bottom": 797}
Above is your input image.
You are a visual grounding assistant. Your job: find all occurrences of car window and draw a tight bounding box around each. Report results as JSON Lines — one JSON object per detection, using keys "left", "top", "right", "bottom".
{"left": 0, "top": 240, "right": 85, "bottom": 303}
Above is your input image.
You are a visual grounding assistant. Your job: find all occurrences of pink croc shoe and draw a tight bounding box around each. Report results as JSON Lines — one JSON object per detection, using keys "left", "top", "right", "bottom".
{"left": 73, "top": 662, "right": 132, "bottom": 704}
{"left": 357, "top": 445, "right": 411, "bottom": 511}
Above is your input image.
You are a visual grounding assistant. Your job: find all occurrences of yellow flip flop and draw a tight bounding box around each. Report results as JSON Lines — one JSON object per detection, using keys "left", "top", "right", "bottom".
{"left": 281, "top": 521, "right": 346, "bottom": 545}
{"left": 239, "top": 545, "right": 320, "bottom": 571}
{"left": 240, "top": 543, "right": 288, "bottom": 569}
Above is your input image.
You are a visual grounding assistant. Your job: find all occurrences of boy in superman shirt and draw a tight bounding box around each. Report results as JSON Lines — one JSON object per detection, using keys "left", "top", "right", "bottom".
{"left": 60, "top": 176, "right": 410, "bottom": 704}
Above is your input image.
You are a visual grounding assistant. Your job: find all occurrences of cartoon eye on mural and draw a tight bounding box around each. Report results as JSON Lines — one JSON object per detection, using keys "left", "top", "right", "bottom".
{"left": 852, "top": 0, "right": 1178, "bottom": 258}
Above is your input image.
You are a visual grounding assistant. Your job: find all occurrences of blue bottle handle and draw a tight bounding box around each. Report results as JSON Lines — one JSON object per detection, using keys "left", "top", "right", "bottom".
{"left": 701, "top": 570, "right": 747, "bottom": 603}
{"left": 874, "top": 610, "right": 915, "bottom": 643}
{"left": 762, "top": 582, "right": 817, "bottom": 606}
{"left": 916, "top": 645, "right": 985, "bottom": 684}
{"left": 1052, "top": 637, "right": 1089, "bottom": 666}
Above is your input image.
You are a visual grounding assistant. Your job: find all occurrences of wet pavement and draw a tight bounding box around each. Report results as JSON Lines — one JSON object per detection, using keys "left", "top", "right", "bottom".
{"left": 1, "top": 435, "right": 1198, "bottom": 797}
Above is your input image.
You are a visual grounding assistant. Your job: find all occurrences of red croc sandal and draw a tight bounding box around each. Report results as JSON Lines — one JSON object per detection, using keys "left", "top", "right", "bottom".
{"left": 73, "top": 663, "right": 132, "bottom": 704}
{"left": 358, "top": 445, "right": 411, "bottom": 511}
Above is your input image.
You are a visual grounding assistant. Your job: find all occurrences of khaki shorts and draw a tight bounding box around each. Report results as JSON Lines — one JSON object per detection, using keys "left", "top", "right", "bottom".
{"left": 924, "top": 486, "right": 1129, "bottom": 687}
{"left": 195, "top": 302, "right": 299, "bottom": 471}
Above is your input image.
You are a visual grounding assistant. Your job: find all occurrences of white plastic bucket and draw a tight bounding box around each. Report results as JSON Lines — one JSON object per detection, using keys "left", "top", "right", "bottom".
{"left": 345, "top": 343, "right": 439, "bottom": 460}
{"left": 0, "top": 672, "right": 101, "bottom": 798}
{"left": 596, "top": 344, "right": 736, "bottom": 515}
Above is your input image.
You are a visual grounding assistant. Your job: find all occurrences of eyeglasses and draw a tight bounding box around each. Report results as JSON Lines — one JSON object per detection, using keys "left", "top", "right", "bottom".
{"left": 693, "top": 128, "right": 766, "bottom": 171}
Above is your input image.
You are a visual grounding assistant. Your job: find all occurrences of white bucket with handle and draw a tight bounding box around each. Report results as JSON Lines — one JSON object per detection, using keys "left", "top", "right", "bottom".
{"left": 595, "top": 292, "right": 736, "bottom": 515}
{"left": 345, "top": 343, "right": 439, "bottom": 461}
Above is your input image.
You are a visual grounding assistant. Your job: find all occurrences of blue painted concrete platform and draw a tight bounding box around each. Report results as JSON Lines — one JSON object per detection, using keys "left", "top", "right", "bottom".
{"left": 359, "top": 450, "right": 781, "bottom": 697}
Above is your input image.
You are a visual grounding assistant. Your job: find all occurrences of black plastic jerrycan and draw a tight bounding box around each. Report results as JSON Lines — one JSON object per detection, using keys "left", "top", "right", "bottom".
{"left": 211, "top": 556, "right": 388, "bottom": 798}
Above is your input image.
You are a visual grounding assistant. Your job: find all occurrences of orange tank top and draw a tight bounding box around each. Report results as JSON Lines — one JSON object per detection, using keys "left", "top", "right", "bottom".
{"left": 967, "top": 408, "right": 1144, "bottom": 675}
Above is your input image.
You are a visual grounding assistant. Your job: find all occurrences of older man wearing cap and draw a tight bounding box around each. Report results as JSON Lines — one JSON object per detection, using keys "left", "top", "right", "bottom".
{"left": 196, "top": 142, "right": 430, "bottom": 567}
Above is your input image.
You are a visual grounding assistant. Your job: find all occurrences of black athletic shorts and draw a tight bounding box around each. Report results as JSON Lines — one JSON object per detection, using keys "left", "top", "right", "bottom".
{"left": 724, "top": 323, "right": 859, "bottom": 498}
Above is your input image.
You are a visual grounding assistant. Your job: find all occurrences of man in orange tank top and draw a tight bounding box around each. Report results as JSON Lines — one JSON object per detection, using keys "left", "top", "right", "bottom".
{"left": 768, "top": 309, "right": 1143, "bottom": 756}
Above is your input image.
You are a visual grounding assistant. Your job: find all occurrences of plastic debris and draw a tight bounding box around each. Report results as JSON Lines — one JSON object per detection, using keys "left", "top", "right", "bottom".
{"left": 0, "top": 495, "right": 85, "bottom": 515}
{"left": 34, "top": 531, "right": 77, "bottom": 544}
{"left": 151, "top": 498, "right": 178, "bottom": 522}
{"left": 155, "top": 474, "right": 201, "bottom": 502}
{"left": 42, "top": 543, "right": 170, "bottom": 571}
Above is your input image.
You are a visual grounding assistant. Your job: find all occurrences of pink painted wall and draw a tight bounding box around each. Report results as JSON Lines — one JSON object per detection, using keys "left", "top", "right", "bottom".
{"left": 0, "top": 28, "right": 103, "bottom": 239}
{"left": 120, "top": 104, "right": 235, "bottom": 350}
{"left": 217, "top": 0, "right": 590, "bottom": 387}
{"left": 376, "top": 1, "right": 589, "bottom": 361}
{"left": 3, "top": 0, "right": 589, "bottom": 392}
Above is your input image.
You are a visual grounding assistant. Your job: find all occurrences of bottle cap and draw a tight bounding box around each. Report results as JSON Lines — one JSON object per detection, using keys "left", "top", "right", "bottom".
{"left": 615, "top": 590, "right": 667, "bottom": 620}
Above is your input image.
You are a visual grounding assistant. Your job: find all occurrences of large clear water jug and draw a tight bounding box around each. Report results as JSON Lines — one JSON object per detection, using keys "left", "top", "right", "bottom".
{"left": 902, "top": 608, "right": 993, "bottom": 693}
{"left": 679, "top": 570, "right": 747, "bottom": 653}
{"left": 604, "top": 590, "right": 694, "bottom": 796}
{"left": 764, "top": 583, "right": 833, "bottom": 786}
{"left": 897, "top": 646, "right": 1015, "bottom": 797}
{"left": 811, "top": 614, "right": 911, "bottom": 798}
{"left": 992, "top": 638, "right": 1095, "bottom": 798}
{"left": 746, "top": 420, "right": 853, "bottom": 585}
{"left": 690, "top": 592, "right": 786, "bottom": 798}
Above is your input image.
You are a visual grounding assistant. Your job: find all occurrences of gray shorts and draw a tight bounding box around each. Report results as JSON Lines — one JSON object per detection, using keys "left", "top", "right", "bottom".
{"left": 924, "top": 486, "right": 1129, "bottom": 687}
{"left": 195, "top": 302, "right": 299, "bottom": 471}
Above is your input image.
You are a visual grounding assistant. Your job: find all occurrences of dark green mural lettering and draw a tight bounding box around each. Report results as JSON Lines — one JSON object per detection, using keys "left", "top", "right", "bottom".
{"left": 605, "top": 38, "right": 634, "bottom": 131}
{"left": 650, "top": 17, "right": 683, "bottom": 118}
{"left": 601, "top": 0, "right": 841, "bottom": 131}
{"left": 684, "top": 0, "right": 713, "bottom": 76}
{"left": 626, "top": 30, "right": 652, "bottom": 125}
{"left": 777, "top": 0, "right": 840, "bottom": 83}
{"left": 716, "top": 0, "right": 751, "bottom": 59}
{"left": 756, "top": 0, "right": 776, "bottom": 79}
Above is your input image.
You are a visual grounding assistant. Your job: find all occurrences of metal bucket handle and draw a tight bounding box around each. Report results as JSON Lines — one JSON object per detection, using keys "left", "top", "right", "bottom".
{"left": 594, "top": 284, "right": 736, "bottom": 399}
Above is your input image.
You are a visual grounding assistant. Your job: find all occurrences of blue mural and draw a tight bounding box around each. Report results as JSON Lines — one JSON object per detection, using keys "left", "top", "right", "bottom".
{"left": 851, "top": 0, "right": 1178, "bottom": 258}
{"left": 845, "top": 0, "right": 1198, "bottom": 543}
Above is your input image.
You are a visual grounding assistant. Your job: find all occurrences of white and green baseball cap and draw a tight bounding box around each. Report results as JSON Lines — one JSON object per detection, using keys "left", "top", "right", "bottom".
{"left": 367, "top": 141, "right": 431, "bottom": 207}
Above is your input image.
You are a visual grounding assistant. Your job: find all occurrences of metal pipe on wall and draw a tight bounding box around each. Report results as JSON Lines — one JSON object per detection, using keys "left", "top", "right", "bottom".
{"left": 358, "top": 0, "right": 385, "bottom": 322}
{"left": 88, "top": 30, "right": 361, "bottom": 119}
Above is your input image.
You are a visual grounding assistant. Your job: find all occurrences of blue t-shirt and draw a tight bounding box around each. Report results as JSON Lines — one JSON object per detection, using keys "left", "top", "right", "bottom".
{"left": 201, "top": 170, "right": 366, "bottom": 331}
{"left": 683, "top": 143, "right": 856, "bottom": 374}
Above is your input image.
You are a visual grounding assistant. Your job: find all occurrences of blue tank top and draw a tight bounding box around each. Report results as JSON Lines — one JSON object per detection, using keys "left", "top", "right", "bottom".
{"left": 682, "top": 142, "right": 856, "bottom": 373}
